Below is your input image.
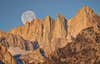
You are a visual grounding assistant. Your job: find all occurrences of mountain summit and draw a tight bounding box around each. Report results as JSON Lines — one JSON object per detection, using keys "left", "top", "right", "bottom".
{"left": 0, "top": 6, "right": 100, "bottom": 64}
{"left": 10, "top": 14, "right": 68, "bottom": 56}
{"left": 67, "top": 6, "right": 100, "bottom": 41}
{"left": 79, "top": 6, "right": 95, "bottom": 16}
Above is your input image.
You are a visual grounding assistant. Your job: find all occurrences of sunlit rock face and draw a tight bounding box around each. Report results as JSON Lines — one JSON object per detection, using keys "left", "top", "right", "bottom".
{"left": 0, "top": 31, "right": 26, "bottom": 49}
{"left": 9, "top": 6, "right": 100, "bottom": 57}
{"left": 52, "top": 14, "right": 67, "bottom": 39}
{"left": 0, "top": 44, "right": 17, "bottom": 64}
{"left": 0, "top": 6, "right": 100, "bottom": 64}
{"left": 0, "top": 31, "right": 34, "bottom": 51}
{"left": 67, "top": 6, "right": 100, "bottom": 42}
{"left": 10, "top": 14, "right": 68, "bottom": 56}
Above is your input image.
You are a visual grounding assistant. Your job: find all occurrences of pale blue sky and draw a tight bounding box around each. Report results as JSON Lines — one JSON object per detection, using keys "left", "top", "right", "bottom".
{"left": 0, "top": 0, "right": 100, "bottom": 31}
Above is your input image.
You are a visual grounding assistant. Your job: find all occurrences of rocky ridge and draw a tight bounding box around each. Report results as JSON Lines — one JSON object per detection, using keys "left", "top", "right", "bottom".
{"left": 67, "top": 6, "right": 100, "bottom": 41}
{"left": 0, "top": 44, "right": 16, "bottom": 64}
{"left": 47, "top": 26, "right": 100, "bottom": 64}
{"left": 0, "top": 6, "right": 100, "bottom": 64}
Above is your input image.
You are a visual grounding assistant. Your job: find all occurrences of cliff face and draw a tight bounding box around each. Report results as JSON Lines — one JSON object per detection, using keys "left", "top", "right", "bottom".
{"left": 67, "top": 6, "right": 100, "bottom": 41}
{"left": 10, "top": 14, "right": 68, "bottom": 56}
{"left": 0, "top": 31, "right": 26, "bottom": 49}
{"left": 0, "top": 44, "right": 16, "bottom": 64}
{"left": 0, "top": 31, "right": 35, "bottom": 52}
{"left": 48, "top": 26, "right": 100, "bottom": 64}
{"left": 10, "top": 15, "right": 68, "bottom": 40}
{"left": 0, "top": 6, "right": 100, "bottom": 64}
{"left": 52, "top": 14, "right": 67, "bottom": 39}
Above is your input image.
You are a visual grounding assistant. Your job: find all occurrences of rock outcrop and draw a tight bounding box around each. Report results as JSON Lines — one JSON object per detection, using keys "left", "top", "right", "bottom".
{"left": 67, "top": 6, "right": 100, "bottom": 42}
{"left": 52, "top": 14, "right": 67, "bottom": 39}
{"left": 10, "top": 14, "right": 68, "bottom": 56}
{"left": 0, "top": 6, "right": 100, "bottom": 64}
{"left": 20, "top": 48, "right": 46, "bottom": 64}
{"left": 0, "top": 31, "right": 26, "bottom": 49}
{"left": 0, "top": 44, "right": 16, "bottom": 64}
{"left": 47, "top": 26, "right": 100, "bottom": 64}
{"left": 0, "top": 31, "right": 34, "bottom": 51}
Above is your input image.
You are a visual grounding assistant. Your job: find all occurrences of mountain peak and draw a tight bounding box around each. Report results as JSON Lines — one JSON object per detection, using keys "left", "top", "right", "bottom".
{"left": 57, "top": 14, "right": 65, "bottom": 20}
{"left": 46, "top": 16, "right": 51, "bottom": 19}
{"left": 25, "top": 21, "right": 30, "bottom": 25}
{"left": 82, "top": 6, "right": 93, "bottom": 11}
{"left": 78, "top": 6, "right": 95, "bottom": 16}
{"left": 67, "top": 6, "right": 99, "bottom": 41}
{"left": 45, "top": 16, "right": 52, "bottom": 21}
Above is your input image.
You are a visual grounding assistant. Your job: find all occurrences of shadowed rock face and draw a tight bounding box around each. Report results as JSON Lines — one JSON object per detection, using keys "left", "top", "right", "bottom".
{"left": 19, "top": 48, "right": 47, "bottom": 64}
{"left": 47, "top": 27, "right": 100, "bottom": 64}
{"left": 0, "top": 6, "right": 100, "bottom": 64}
{"left": 0, "top": 44, "right": 16, "bottom": 64}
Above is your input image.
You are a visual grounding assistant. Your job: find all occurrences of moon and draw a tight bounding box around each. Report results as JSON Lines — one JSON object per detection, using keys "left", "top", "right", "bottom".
{"left": 21, "top": 10, "right": 36, "bottom": 24}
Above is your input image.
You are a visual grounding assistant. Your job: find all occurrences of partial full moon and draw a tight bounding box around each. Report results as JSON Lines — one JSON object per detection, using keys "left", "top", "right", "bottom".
{"left": 21, "top": 10, "right": 36, "bottom": 24}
